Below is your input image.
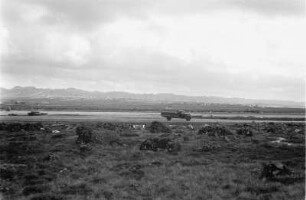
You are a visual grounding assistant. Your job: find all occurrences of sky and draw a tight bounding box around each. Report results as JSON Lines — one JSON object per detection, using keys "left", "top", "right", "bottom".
{"left": 0, "top": 0, "right": 305, "bottom": 102}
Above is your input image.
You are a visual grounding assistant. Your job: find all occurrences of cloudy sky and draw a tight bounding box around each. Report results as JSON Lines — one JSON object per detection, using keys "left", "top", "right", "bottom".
{"left": 0, "top": 0, "right": 305, "bottom": 101}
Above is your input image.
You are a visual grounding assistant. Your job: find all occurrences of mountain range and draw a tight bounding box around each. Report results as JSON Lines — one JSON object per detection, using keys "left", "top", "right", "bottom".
{"left": 0, "top": 86, "right": 304, "bottom": 108}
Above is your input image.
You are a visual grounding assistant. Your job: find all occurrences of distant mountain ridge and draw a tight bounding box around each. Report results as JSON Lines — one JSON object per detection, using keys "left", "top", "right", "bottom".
{"left": 0, "top": 86, "right": 304, "bottom": 108}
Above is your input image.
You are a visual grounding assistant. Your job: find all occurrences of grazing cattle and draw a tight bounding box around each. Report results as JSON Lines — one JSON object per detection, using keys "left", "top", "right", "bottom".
{"left": 52, "top": 130, "right": 60, "bottom": 134}
{"left": 187, "top": 124, "right": 194, "bottom": 130}
{"left": 132, "top": 124, "right": 146, "bottom": 130}
{"left": 271, "top": 137, "right": 286, "bottom": 144}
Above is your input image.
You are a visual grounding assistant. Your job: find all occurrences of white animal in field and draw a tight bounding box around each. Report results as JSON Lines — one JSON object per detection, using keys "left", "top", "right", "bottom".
{"left": 187, "top": 124, "right": 194, "bottom": 130}
{"left": 132, "top": 124, "right": 146, "bottom": 130}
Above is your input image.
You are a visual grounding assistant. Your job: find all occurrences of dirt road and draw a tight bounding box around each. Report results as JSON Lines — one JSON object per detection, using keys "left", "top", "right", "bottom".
{"left": 0, "top": 111, "right": 304, "bottom": 123}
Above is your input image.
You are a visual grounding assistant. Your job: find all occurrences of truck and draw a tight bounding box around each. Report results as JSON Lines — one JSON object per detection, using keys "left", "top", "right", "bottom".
{"left": 161, "top": 110, "right": 192, "bottom": 121}
{"left": 27, "top": 111, "right": 48, "bottom": 116}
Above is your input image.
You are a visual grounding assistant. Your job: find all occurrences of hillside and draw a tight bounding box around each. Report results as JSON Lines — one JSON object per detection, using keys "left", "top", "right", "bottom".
{"left": 0, "top": 86, "right": 304, "bottom": 108}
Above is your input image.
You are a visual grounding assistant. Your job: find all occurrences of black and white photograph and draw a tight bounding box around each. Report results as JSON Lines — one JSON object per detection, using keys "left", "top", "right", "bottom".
{"left": 0, "top": 0, "right": 305, "bottom": 199}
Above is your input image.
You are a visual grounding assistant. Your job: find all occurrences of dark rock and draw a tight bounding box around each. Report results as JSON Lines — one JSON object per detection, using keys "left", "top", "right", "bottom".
{"left": 260, "top": 162, "right": 291, "bottom": 180}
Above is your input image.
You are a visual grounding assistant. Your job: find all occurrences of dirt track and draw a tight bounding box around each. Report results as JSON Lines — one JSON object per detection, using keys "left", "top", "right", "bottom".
{"left": 0, "top": 111, "right": 304, "bottom": 123}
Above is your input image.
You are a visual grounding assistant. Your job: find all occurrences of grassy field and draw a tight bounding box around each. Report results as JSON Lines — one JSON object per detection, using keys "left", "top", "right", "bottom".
{"left": 0, "top": 120, "right": 305, "bottom": 200}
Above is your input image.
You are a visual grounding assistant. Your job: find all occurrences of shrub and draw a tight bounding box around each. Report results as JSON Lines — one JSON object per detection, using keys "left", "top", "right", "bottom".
{"left": 76, "top": 126, "right": 93, "bottom": 144}
{"left": 139, "top": 138, "right": 180, "bottom": 152}
{"left": 167, "top": 142, "right": 181, "bottom": 153}
{"left": 148, "top": 121, "right": 172, "bottom": 133}
{"left": 236, "top": 128, "right": 253, "bottom": 136}
{"left": 92, "top": 129, "right": 120, "bottom": 145}
{"left": 97, "top": 122, "right": 117, "bottom": 131}
{"left": 6, "top": 123, "right": 23, "bottom": 132}
{"left": 198, "top": 125, "right": 232, "bottom": 137}
{"left": 198, "top": 124, "right": 213, "bottom": 135}
{"left": 3, "top": 123, "right": 43, "bottom": 132}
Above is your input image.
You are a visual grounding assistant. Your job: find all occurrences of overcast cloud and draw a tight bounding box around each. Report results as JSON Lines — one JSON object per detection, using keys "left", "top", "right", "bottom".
{"left": 0, "top": 0, "right": 305, "bottom": 101}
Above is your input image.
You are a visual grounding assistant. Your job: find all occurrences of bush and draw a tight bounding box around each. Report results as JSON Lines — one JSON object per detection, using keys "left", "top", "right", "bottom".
{"left": 0, "top": 122, "right": 43, "bottom": 132}
{"left": 148, "top": 121, "right": 172, "bottom": 133}
{"left": 167, "top": 142, "right": 181, "bottom": 153}
{"left": 92, "top": 129, "right": 120, "bottom": 145}
{"left": 76, "top": 126, "right": 93, "bottom": 144}
{"left": 6, "top": 123, "right": 23, "bottom": 132}
{"left": 198, "top": 125, "right": 232, "bottom": 137}
{"left": 236, "top": 128, "right": 253, "bottom": 136}
{"left": 139, "top": 138, "right": 180, "bottom": 152}
{"left": 23, "top": 123, "right": 43, "bottom": 131}
{"left": 96, "top": 122, "right": 131, "bottom": 132}
{"left": 198, "top": 124, "right": 213, "bottom": 135}
{"left": 97, "top": 122, "right": 117, "bottom": 131}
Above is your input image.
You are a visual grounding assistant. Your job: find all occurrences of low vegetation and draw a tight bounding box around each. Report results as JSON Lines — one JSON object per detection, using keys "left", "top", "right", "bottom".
{"left": 0, "top": 121, "right": 305, "bottom": 199}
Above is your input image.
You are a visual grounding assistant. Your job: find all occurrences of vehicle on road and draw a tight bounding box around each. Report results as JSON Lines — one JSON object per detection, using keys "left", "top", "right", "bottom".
{"left": 27, "top": 111, "right": 48, "bottom": 116}
{"left": 8, "top": 113, "right": 18, "bottom": 116}
{"left": 161, "top": 110, "right": 192, "bottom": 121}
